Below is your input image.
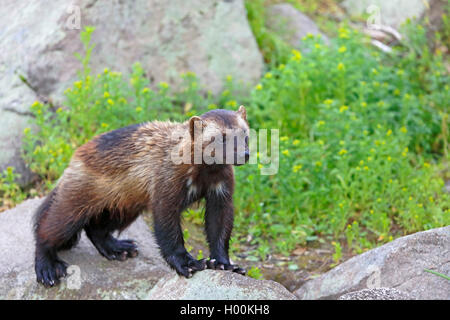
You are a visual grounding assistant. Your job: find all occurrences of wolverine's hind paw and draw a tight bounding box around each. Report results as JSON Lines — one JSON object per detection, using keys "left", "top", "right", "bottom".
{"left": 35, "top": 258, "right": 68, "bottom": 287}
{"left": 95, "top": 238, "right": 139, "bottom": 261}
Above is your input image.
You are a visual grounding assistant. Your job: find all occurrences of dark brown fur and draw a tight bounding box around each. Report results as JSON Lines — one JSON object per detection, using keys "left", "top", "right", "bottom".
{"left": 34, "top": 107, "right": 249, "bottom": 287}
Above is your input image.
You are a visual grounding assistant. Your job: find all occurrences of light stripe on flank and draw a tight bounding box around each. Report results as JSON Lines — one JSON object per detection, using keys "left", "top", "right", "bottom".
{"left": 187, "top": 178, "right": 197, "bottom": 199}
{"left": 211, "top": 181, "right": 227, "bottom": 197}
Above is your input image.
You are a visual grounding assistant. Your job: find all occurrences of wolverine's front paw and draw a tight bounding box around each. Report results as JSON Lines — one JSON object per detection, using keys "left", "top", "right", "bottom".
{"left": 167, "top": 252, "right": 207, "bottom": 278}
{"left": 206, "top": 258, "right": 246, "bottom": 275}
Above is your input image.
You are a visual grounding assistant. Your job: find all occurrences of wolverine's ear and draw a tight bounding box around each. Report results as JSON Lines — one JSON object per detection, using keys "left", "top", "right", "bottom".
{"left": 237, "top": 105, "right": 247, "bottom": 121}
{"left": 189, "top": 116, "right": 203, "bottom": 139}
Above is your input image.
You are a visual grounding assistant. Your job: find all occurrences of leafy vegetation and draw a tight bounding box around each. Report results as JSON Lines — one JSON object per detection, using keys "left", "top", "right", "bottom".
{"left": 1, "top": 5, "right": 449, "bottom": 264}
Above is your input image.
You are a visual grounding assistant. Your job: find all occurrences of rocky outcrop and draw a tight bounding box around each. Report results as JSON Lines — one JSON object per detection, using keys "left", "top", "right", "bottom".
{"left": 341, "top": 0, "right": 438, "bottom": 29}
{"left": 0, "top": 198, "right": 296, "bottom": 300}
{"left": 266, "top": 3, "right": 328, "bottom": 48}
{"left": 0, "top": 198, "right": 170, "bottom": 299}
{"left": 339, "top": 288, "right": 414, "bottom": 300}
{"left": 295, "top": 226, "right": 450, "bottom": 300}
{"left": 0, "top": 0, "right": 263, "bottom": 184}
{"left": 147, "top": 269, "right": 297, "bottom": 300}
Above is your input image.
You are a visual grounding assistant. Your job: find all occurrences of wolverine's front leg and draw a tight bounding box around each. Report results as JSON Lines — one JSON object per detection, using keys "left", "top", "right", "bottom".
{"left": 204, "top": 188, "right": 246, "bottom": 275}
{"left": 152, "top": 203, "right": 206, "bottom": 278}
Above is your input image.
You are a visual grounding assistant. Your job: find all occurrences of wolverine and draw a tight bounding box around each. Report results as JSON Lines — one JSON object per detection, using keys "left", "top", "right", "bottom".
{"left": 34, "top": 106, "right": 250, "bottom": 287}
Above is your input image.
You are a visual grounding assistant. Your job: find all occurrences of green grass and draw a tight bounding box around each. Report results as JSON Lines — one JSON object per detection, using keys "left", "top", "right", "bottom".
{"left": 1, "top": 17, "right": 449, "bottom": 262}
{"left": 424, "top": 269, "right": 450, "bottom": 281}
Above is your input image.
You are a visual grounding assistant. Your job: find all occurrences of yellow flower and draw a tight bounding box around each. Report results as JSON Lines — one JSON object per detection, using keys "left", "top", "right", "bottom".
{"left": 31, "top": 101, "right": 41, "bottom": 108}
{"left": 324, "top": 99, "right": 333, "bottom": 105}
{"left": 255, "top": 84, "right": 262, "bottom": 90}
{"left": 424, "top": 162, "right": 430, "bottom": 168}
{"left": 359, "top": 160, "right": 364, "bottom": 165}
{"left": 293, "top": 139, "right": 300, "bottom": 146}
{"left": 291, "top": 49, "right": 302, "bottom": 62}
{"left": 293, "top": 164, "right": 303, "bottom": 173}
{"left": 280, "top": 136, "right": 289, "bottom": 142}
{"left": 397, "top": 69, "right": 404, "bottom": 76}
{"left": 226, "top": 100, "right": 237, "bottom": 107}
{"left": 417, "top": 203, "right": 423, "bottom": 208}
{"left": 56, "top": 107, "right": 63, "bottom": 113}
{"left": 337, "top": 62, "right": 345, "bottom": 71}
{"left": 101, "top": 123, "right": 109, "bottom": 128}
{"left": 400, "top": 126, "right": 408, "bottom": 133}
{"left": 361, "top": 102, "right": 367, "bottom": 108}
{"left": 107, "top": 99, "right": 114, "bottom": 105}
{"left": 338, "top": 46, "right": 347, "bottom": 53}
{"left": 367, "top": 156, "right": 372, "bottom": 162}
{"left": 315, "top": 161, "right": 322, "bottom": 167}
{"left": 338, "top": 27, "right": 350, "bottom": 39}
{"left": 282, "top": 149, "right": 290, "bottom": 156}
{"left": 264, "top": 72, "right": 273, "bottom": 79}
{"left": 135, "top": 107, "right": 143, "bottom": 112}
{"left": 103, "top": 68, "right": 109, "bottom": 74}
{"left": 318, "top": 140, "right": 324, "bottom": 145}
{"left": 226, "top": 75, "right": 232, "bottom": 82}
{"left": 387, "top": 156, "right": 392, "bottom": 161}
{"left": 159, "top": 81, "right": 169, "bottom": 89}
{"left": 23, "top": 127, "right": 31, "bottom": 134}
{"left": 278, "top": 64, "right": 285, "bottom": 70}
{"left": 409, "top": 196, "right": 413, "bottom": 201}
{"left": 372, "top": 68, "right": 378, "bottom": 75}
{"left": 429, "top": 196, "right": 434, "bottom": 202}
{"left": 370, "top": 210, "right": 374, "bottom": 214}
{"left": 394, "top": 88, "right": 401, "bottom": 96}
{"left": 142, "top": 88, "right": 150, "bottom": 94}
{"left": 339, "top": 105, "right": 348, "bottom": 113}
{"left": 386, "top": 129, "right": 392, "bottom": 136}
{"left": 339, "top": 149, "right": 347, "bottom": 155}
{"left": 364, "top": 166, "right": 369, "bottom": 171}
{"left": 258, "top": 164, "right": 263, "bottom": 169}
{"left": 103, "top": 91, "right": 110, "bottom": 98}
{"left": 74, "top": 81, "right": 82, "bottom": 89}
{"left": 318, "top": 120, "right": 326, "bottom": 126}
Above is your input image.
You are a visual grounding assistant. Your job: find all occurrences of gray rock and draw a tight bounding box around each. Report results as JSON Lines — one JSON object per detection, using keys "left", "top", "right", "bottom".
{"left": 0, "top": 198, "right": 170, "bottom": 299}
{"left": 339, "top": 288, "right": 414, "bottom": 300}
{"left": 295, "top": 226, "right": 450, "bottom": 300}
{"left": 266, "top": 3, "right": 328, "bottom": 48}
{"left": 147, "top": 269, "right": 297, "bottom": 300}
{"left": 0, "top": 198, "right": 296, "bottom": 300}
{"left": 341, "top": 0, "right": 437, "bottom": 29}
{"left": 0, "top": 0, "right": 263, "bottom": 184}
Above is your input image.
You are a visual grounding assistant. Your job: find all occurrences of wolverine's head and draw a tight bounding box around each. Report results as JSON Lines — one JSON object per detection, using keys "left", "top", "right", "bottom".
{"left": 188, "top": 106, "right": 250, "bottom": 166}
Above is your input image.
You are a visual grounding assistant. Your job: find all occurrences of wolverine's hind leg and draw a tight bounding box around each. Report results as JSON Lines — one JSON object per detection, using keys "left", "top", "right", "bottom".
{"left": 84, "top": 209, "right": 139, "bottom": 261}
{"left": 34, "top": 192, "right": 85, "bottom": 287}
